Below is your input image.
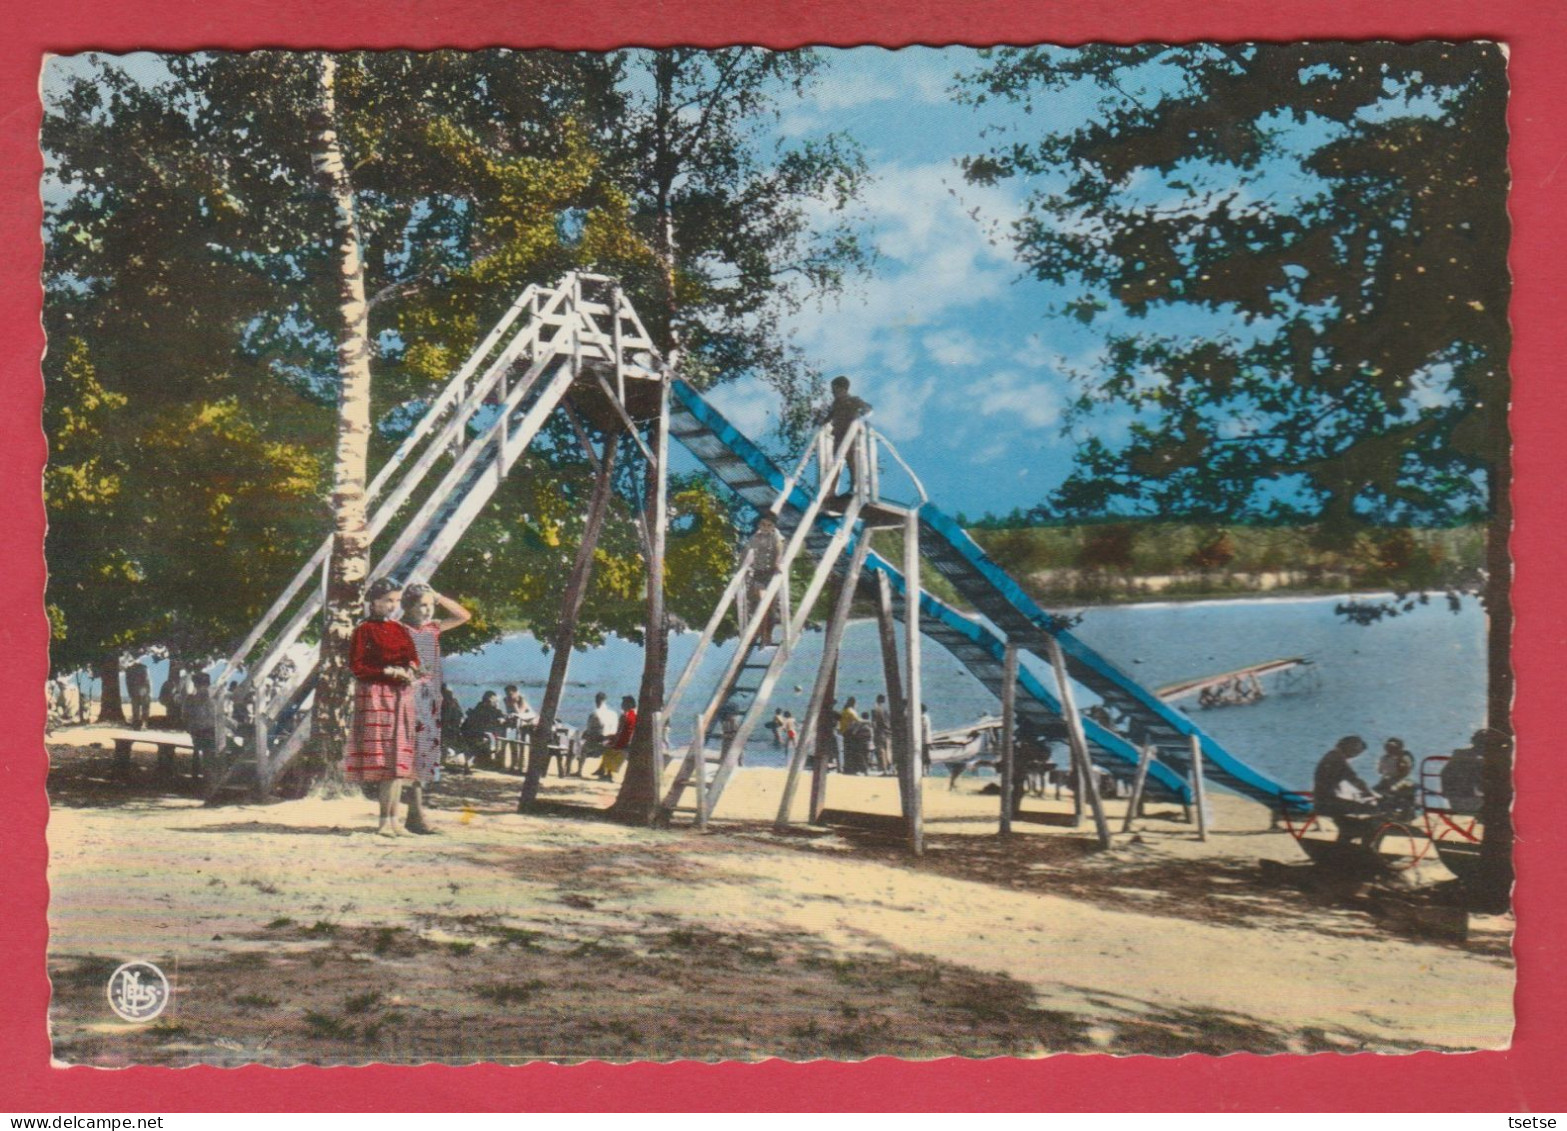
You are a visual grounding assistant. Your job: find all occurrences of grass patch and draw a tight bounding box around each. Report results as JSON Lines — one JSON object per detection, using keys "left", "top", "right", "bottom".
{"left": 472, "top": 979, "right": 547, "bottom": 1005}
{"left": 344, "top": 991, "right": 382, "bottom": 1015}
{"left": 448, "top": 941, "right": 477, "bottom": 957}
{"left": 233, "top": 993, "right": 279, "bottom": 1009}
{"left": 302, "top": 920, "right": 337, "bottom": 937}
{"left": 492, "top": 926, "right": 545, "bottom": 949}
{"left": 265, "top": 917, "right": 294, "bottom": 929}
{"left": 302, "top": 1010, "right": 356, "bottom": 1040}
{"left": 371, "top": 928, "right": 402, "bottom": 955}
{"left": 56, "top": 956, "right": 121, "bottom": 986}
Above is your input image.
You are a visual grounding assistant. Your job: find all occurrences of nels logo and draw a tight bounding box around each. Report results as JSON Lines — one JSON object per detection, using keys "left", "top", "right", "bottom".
{"left": 106, "top": 961, "right": 170, "bottom": 1023}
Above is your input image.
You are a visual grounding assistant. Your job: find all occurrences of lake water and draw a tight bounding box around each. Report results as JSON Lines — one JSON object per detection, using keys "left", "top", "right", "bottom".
{"left": 441, "top": 593, "right": 1488, "bottom": 793}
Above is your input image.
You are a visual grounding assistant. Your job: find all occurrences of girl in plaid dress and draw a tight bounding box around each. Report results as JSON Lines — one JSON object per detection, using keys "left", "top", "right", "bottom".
{"left": 344, "top": 578, "right": 420, "bottom": 836}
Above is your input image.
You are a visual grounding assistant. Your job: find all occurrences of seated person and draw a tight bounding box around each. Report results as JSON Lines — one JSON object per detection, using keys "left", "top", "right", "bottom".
{"left": 461, "top": 691, "right": 508, "bottom": 762}
{"left": 1312, "top": 734, "right": 1379, "bottom": 843}
{"left": 1373, "top": 737, "right": 1417, "bottom": 813}
{"left": 1439, "top": 730, "right": 1488, "bottom": 816}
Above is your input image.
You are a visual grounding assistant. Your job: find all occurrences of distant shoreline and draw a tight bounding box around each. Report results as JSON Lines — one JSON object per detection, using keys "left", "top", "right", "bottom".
{"left": 1059, "top": 588, "right": 1410, "bottom": 614}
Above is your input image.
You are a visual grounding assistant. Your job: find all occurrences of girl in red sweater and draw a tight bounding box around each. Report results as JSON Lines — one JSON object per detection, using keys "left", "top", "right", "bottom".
{"left": 343, "top": 577, "right": 420, "bottom": 836}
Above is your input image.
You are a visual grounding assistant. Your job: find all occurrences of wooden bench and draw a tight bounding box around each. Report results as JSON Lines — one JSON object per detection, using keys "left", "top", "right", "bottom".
{"left": 485, "top": 732, "right": 530, "bottom": 772}
{"left": 112, "top": 734, "right": 201, "bottom": 780}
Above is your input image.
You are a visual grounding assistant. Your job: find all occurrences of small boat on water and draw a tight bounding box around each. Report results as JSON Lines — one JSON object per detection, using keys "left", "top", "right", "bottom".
{"left": 926, "top": 716, "right": 1003, "bottom": 767}
{"left": 1156, "top": 657, "right": 1315, "bottom": 709}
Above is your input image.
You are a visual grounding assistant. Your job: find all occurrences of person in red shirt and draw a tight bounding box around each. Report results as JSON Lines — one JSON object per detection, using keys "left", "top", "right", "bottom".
{"left": 343, "top": 578, "right": 420, "bottom": 836}
{"left": 595, "top": 695, "right": 637, "bottom": 781}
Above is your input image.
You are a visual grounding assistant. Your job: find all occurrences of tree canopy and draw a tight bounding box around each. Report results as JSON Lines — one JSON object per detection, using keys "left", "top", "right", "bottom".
{"left": 42, "top": 49, "right": 869, "bottom": 672}
{"left": 959, "top": 43, "right": 1509, "bottom": 550}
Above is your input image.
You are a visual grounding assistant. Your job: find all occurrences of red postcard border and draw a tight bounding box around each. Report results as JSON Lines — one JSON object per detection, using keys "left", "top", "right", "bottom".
{"left": 4, "top": 0, "right": 1563, "bottom": 1113}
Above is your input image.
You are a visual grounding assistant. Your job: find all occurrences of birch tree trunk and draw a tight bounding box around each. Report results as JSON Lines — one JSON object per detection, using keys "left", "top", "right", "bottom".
{"left": 611, "top": 51, "right": 680, "bottom": 822}
{"left": 303, "top": 54, "right": 374, "bottom": 794}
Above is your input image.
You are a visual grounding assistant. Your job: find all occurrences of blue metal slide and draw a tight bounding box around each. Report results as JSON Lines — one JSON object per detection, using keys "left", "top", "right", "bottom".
{"left": 668, "top": 379, "right": 1309, "bottom": 812}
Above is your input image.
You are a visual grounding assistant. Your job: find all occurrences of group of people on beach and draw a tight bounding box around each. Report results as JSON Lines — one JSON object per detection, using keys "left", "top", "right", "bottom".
{"left": 803, "top": 694, "right": 932, "bottom": 777}
{"left": 1312, "top": 730, "right": 1489, "bottom": 842}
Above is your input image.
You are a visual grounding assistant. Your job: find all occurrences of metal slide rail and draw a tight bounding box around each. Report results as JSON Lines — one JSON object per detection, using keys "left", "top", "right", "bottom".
{"left": 913, "top": 506, "right": 1310, "bottom": 812}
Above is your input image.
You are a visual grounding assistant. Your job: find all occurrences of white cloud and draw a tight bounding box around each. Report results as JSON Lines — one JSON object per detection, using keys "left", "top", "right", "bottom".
{"left": 970, "top": 370, "right": 1062, "bottom": 429}
{"left": 808, "top": 69, "right": 909, "bottom": 111}
{"left": 782, "top": 160, "right": 1024, "bottom": 380}
{"left": 703, "top": 374, "right": 776, "bottom": 441}
{"left": 860, "top": 373, "right": 936, "bottom": 443}
{"left": 923, "top": 328, "right": 985, "bottom": 367}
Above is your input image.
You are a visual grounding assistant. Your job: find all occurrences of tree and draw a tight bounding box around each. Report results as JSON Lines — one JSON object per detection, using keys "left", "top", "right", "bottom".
{"left": 961, "top": 42, "right": 1512, "bottom": 907}
{"left": 42, "top": 49, "right": 633, "bottom": 741}
{"left": 304, "top": 54, "right": 376, "bottom": 792}
{"left": 597, "top": 47, "right": 873, "bottom": 820}
{"left": 43, "top": 49, "right": 866, "bottom": 806}
{"left": 43, "top": 58, "right": 328, "bottom": 705}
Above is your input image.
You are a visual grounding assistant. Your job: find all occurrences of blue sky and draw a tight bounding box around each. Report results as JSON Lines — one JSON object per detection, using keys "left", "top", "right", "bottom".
{"left": 701, "top": 47, "right": 1090, "bottom": 519}
{"left": 696, "top": 47, "right": 1417, "bottom": 521}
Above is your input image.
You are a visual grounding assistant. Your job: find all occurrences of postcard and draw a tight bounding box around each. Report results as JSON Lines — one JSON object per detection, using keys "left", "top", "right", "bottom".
{"left": 39, "top": 42, "right": 1514, "bottom": 1069}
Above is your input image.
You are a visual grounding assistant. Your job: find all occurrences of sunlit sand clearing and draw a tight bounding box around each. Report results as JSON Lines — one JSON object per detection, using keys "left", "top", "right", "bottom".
{"left": 48, "top": 735, "right": 1512, "bottom": 1064}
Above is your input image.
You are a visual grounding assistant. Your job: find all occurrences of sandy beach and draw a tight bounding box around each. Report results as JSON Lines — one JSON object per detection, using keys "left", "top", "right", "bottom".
{"left": 47, "top": 725, "right": 1513, "bottom": 1065}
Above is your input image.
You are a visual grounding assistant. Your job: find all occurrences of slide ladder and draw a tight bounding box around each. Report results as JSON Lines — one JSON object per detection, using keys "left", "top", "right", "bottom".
{"left": 216, "top": 269, "right": 1299, "bottom": 815}
{"left": 658, "top": 417, "right": 897, "bottom": 824}
{"left": 210, "top": 274, "right": 661, "bottom": 793}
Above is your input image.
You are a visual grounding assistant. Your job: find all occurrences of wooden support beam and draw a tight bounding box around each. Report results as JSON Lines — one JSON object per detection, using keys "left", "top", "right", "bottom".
{"left": 519, "top": 432, "right": 619, "bottom": 809}
{"left": 692, "top": 714, "right": 708, "bottom": 830}
{"left": 801, "top": 536, "right": 873, "bottom": 817}
{"left": 1123, "top": 743, "right": 1156, "bottom": 833}
{"left": 1047, "top": 636, "right": 1111, "bottom": 849}
{"left": 1189, "top": 732, "right": 1210, "bottom": 842}
{"left": 777, "top": 634, "right": 837, "bottom": 831}
{"left": 807, "top": 658, "right": 838, "bottom": 824}
{"left": 874, "top": 571, "right": 910, "bottom": 817}
{"left": 999, "top": 642, "right": 1018, "bottom": 838}
{"left": 903, "top": 509, "right": 924, "bottom": 856}
{"left": 593, "top": 371, "right": 657, "bottom": 464}
{"left": 563, "top": 402, "right": 601, "bottom": 472}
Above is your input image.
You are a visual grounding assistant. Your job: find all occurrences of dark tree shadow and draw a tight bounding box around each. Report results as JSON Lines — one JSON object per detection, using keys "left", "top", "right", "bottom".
{"left": 48, "top": 911, "right": 1457, "bottom": 1068}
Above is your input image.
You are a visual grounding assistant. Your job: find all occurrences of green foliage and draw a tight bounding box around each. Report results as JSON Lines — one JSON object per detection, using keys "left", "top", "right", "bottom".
{"left": 42, "top": 49, "right": 872, "bottom": 671}
{"left": 960, "top": 44, "right": 1508, "bottom": 536}
{"left": 1075, "top": 524, "right": 1138, "bottom": 574}
{"left": 968, "top": 519, "right": 1485, "bottom": 605}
